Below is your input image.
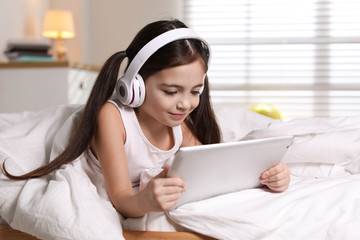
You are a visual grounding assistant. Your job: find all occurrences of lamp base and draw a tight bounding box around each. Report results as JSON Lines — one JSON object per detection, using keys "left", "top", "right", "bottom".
{"left": 55, "top": 45, "right": 67, "bottom": 62}
{"left": 54, "top": 37, "right": 68, "bottom": 62}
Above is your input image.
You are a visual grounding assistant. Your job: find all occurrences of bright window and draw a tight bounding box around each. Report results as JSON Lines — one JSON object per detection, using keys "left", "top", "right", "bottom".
{"left": 184, "top": 0, "right": 360, "bottom": 119}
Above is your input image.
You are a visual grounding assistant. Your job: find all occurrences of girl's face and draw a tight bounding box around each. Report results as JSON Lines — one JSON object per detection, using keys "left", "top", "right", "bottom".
{"left": 137, "top": 59, "right": 206, "bottom": 128}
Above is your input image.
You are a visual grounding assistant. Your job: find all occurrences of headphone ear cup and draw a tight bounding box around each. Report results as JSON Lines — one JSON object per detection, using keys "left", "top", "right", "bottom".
{"left": 199, "top": 85, "right": 204, "bottom": 95}
{"left": 116, "top": 74, "right": 146, "bottom": 107}
{"left": 128, "top": 74, "right": 146, "bottom": 108}
{"left": 116, "top": 77, "right": 131, "bottom": 105}
{"left": 199, "top": 74, "right": 206, "bottom": 95}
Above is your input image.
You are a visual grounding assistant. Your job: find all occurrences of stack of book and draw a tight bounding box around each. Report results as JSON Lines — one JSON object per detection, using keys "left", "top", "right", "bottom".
{"left": 4, "top": 39, "right": 55, "bottom": 62}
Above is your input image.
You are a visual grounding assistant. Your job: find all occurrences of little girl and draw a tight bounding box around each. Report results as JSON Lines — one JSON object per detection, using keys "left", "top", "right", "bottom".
{"left": 2, "top": 19, "right": 290, "bottom": 217}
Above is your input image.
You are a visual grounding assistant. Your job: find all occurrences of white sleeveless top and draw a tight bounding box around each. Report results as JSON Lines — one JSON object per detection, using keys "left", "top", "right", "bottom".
{"left": 99, "top": 99, "right": 182, "bottom": 187}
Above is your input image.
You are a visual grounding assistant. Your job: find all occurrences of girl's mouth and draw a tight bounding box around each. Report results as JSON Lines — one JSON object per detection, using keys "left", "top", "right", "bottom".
{"left": 170, "top": 113, "right": 187, "bottom": 119}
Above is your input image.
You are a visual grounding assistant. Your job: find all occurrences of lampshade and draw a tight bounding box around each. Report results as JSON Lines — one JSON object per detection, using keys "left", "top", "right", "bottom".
{"left": 42, "top": 10, "right": 75, "bottom": 39}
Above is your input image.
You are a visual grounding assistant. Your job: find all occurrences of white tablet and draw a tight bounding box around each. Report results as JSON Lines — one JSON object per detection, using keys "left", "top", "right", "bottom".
{"left": 167, "top": 136, "right": 293, "bottom": 209}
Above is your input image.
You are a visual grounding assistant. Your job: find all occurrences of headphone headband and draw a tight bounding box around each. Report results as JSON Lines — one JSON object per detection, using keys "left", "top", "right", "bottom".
{"left": 124, "top": 28, "right": 211, "bottom": 81}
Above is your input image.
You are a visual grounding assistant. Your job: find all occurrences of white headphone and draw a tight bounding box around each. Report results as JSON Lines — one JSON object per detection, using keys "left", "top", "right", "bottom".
{"left": 115, "top": 28, "right": 211, "bottom": 107}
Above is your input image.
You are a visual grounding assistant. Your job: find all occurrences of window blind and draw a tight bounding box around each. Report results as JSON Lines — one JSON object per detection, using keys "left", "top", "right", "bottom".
{"left": 184, "top": 0, "right": 360, "bottom": 120}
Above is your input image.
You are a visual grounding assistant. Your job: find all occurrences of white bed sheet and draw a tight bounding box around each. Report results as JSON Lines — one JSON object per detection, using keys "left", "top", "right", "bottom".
{"left": 167, "top": 111, "right": 360, "bottom": 239}
{"left": 169, "top": 175, "right": 360, "bottom": 240}
{"left": 0, "top": 105, "right": 359, "bottom": 240}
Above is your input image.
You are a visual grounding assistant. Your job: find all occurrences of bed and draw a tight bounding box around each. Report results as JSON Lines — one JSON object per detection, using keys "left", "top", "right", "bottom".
{"left": 1, "top": 104, "right": 360, "bottom": 240}
{"left": 0, "top": 225, "right": 213, "bottom": 240}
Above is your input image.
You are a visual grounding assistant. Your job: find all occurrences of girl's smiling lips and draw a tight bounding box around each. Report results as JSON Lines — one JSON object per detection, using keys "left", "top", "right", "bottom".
{"left": 170, "top": 112, "right": 187, "bottom": 119}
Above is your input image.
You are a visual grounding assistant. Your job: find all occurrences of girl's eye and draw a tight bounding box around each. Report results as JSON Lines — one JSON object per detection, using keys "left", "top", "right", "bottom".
{"left": 191, "top": 90, "right": 201, "bottom": 95}
{"left": 164, "top": 90, "right": 177, "bottom": 95}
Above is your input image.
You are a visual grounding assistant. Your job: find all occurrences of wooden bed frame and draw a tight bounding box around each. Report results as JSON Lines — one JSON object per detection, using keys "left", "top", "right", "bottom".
{"left": 0, "top": 225, "right": 215, "bottom": 240}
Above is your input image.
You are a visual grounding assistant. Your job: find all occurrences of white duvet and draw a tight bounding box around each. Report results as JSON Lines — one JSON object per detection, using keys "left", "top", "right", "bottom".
{"left": 0, "top": 105, "right": 360, "bottom": 240}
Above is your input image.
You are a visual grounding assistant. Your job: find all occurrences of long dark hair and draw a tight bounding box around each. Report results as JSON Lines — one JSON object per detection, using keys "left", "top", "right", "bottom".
{"left": 1, "top": 19, "right": 221, "bottom": 180}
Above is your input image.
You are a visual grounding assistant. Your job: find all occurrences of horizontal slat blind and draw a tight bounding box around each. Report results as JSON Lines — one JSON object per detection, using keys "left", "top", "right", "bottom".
{"left": 184, "top": 0, "right": 360, "bottom": 120}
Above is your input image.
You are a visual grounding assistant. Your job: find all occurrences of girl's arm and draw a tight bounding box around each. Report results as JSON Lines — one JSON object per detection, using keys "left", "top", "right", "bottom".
{"left": 92, "top": 103, "right": 185, "bottom": 217}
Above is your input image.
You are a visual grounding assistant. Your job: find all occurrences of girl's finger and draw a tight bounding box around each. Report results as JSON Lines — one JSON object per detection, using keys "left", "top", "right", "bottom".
{"left": 261, "top": 162, "right": 288, "bottom": 179}
{"left": 261, "top": 169, "right": 289, "bottom": 183}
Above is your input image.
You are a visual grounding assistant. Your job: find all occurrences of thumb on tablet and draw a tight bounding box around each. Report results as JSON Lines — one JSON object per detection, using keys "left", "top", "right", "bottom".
{"left": 155, "top": 164, "right": 170, "bottom": 178}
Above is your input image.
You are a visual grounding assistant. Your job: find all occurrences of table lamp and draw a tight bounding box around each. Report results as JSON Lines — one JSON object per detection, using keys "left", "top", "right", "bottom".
{"left": 42, "top": 10, "right": 75, "bottom": 61}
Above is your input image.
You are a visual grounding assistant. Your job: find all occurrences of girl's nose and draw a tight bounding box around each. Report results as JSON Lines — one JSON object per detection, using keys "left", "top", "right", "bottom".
{"left": 177, "top": 96, "right": 191, "bottom": 110}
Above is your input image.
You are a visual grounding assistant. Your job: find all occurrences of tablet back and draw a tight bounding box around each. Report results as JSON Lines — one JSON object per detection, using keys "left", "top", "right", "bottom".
{"left": 167, "top": 136, "right": 293, "bottom": 209}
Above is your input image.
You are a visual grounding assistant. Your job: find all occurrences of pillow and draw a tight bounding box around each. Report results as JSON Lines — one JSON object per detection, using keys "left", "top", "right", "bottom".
{"left": 214, "top": 107, "right": 278, "bottom": 142}
{"left": 241, "top": 116, "right": 360, "bottom": 175}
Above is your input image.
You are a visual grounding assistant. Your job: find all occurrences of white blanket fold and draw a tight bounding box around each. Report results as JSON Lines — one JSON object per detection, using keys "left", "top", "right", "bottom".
{"left": 0, "top": 105, "right": 124, "bottom": 240}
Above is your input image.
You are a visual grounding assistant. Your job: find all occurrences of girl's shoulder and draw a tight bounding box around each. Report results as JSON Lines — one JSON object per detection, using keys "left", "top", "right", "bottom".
{"left": 90, "top": 101, "right": 127, "bottom": 158}
{"left": 97, "top": 102, "right": 125, "bottom": 132}
{"left": 99, "top": 101, "right": 122, "bottom": 118}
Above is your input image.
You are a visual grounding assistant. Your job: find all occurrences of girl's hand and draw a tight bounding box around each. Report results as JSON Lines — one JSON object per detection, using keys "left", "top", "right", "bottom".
{"left": 259, "top": 162, "right": 290, "bottom": 192}
{"left": 140, "top": 165, "right": 186, "bottom": 212}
